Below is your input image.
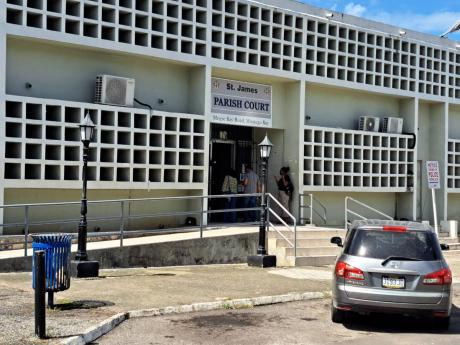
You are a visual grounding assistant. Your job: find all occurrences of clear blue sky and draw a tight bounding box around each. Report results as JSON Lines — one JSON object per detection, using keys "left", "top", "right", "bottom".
{"left": 299, "top": 0, "right": 460, "bottom": 40}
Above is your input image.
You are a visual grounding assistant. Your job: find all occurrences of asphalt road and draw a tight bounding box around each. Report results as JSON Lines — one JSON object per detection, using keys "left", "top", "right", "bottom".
{"left": 93, "top": 285, "right": 460, "bottom": 345}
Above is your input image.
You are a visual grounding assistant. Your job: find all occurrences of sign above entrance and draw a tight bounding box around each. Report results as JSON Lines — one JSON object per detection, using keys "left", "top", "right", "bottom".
{"left": 211, "top": 78, "right": 272, "bottom": 128}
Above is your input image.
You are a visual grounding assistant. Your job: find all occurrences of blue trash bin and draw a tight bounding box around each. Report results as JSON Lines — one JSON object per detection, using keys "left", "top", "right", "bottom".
{"left": 32, "top": 234, "right": 72, "bottom": 307}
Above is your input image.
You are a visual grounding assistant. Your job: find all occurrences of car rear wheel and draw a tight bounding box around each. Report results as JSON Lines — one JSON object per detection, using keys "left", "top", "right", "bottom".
{"left": 434, "top": 316, "right": 450, "bottom": 330}
{"left": 331, "top": 304, "right": 347, "bottom": 323}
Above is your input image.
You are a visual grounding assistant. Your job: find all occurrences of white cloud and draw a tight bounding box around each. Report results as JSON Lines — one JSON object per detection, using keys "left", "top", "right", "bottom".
{"left": 368, "top": 11, "right": 460, "bottom": 36}
{"left": 344, "top": 3, "right": 366, "bottom": 17}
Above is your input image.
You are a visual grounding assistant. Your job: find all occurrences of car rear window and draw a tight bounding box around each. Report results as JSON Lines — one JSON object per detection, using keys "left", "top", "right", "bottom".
{"left": 345, "top": 229, "right": 441, "bottom": 261}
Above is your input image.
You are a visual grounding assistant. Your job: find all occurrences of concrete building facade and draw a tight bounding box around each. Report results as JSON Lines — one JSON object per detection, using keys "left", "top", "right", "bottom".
{"left": 1, "top": 0, "right": 460, "bottom": 234}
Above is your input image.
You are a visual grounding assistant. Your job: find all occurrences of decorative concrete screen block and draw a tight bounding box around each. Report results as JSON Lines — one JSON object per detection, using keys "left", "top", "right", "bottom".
{"left": 4, "top": 96, "right": 205, "bottom": 188}
{"left": 447, "top": 139, "right": 460, "bottom": 190}
{"left": 6, "top": 0, "right": 208, "bottom": 55}
{"left": 6, "top": 0, "right": 460, "bottom": 99}
{"left": 303, "top": 125, "right": 415, "bottom": 192}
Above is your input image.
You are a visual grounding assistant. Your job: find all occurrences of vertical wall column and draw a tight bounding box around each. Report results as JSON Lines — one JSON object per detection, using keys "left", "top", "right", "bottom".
{"left": 417, "top": 100, "right": 448, "bottom": 224}
{"left": 282, "top": 81, "right": 304, "bottom": 220}
{"left": 395, "top": 97, "right": 417, "bottom": 221}
{"left": 0, "top": 2, "right": 7, "bottom": 234}
{"left": 202, "top": 65, "right": 212, "bottom": 226}
{"left": 442, "top": 102, "right": 449, "bottom": 221}
{"left": 185, "top": 64, "right": 210, "bottom": 226}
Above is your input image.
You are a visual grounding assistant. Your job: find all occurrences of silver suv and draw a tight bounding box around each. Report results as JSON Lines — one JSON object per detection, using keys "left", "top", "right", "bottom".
{"left": 330, "top": 220, "right": 452, "bottom": 329}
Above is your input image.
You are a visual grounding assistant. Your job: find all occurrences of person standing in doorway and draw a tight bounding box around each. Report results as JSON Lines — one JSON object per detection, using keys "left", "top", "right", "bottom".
{"left": 243, "top": 164, "right": 260, "bottom": 222}
{"left": 274, "top": 167, "right": 294, "bottom": 223}
{"left": 221, "top": 168, "right": 238, "bottom": 223}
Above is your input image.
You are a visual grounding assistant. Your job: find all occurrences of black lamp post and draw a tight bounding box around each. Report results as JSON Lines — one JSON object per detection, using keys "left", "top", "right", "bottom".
{"left": 248, "top": 134, "right": 276, "bottom": 268}
{"left": 71, "top": 113, "right": 99, "bottom": 278}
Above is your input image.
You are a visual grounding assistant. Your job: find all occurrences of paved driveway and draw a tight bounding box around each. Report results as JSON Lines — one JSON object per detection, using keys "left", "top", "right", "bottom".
{"left": 94, "top": 285, "right": 460, "bottom": 345}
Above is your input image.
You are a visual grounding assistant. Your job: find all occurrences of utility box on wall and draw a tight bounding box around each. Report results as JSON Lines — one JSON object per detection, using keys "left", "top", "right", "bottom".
{"left": 95, "top": 75, "right": 135, "bottom": 107}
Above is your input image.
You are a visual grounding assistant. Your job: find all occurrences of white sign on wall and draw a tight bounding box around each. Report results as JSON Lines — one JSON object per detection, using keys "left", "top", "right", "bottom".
{"left": 211, "top": 78, "right": 272, "bottom": 128}
{"left": 426, "top": 161, "right": 441, "bottom": 189}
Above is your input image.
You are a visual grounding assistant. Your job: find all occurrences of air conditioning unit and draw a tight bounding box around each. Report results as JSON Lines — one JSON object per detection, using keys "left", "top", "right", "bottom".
{"left": 382, "top": 117, "right": 403, "bottom": 134}
{"left": 358, "top": 116, "right": 380, "bottom": 132}
{"left": 95, "top": 75, "right": 135, "bottom": 107}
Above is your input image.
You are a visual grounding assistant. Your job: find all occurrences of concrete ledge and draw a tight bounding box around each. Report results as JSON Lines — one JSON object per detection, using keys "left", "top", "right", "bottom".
{"left": 61, "top": 290, "right": 330, "bottom": 345}
{"left": 0, "top": 232, "right": 258, "bottom": 272}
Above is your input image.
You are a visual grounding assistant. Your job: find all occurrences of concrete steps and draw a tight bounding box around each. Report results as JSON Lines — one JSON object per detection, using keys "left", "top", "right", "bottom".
{"left": 268, "top": 229, "right": 346, "bottom": 240}
{"left": 269, "top": 238, "right": 337, "bottom": 247}
{"left": 436, "top": 236, "right": 460, "bottom": 251}
{"left": 294, "top": 255, "right": 337, "bottom": 266}
{"left": 283, "top": 246, "right": 342, "bottom": 256}
{"left": 438, "top": 236, "right": 458, "bottom": 243}
{"left": 444, "top": 248, "right": 460, "bottom": 256}
{"left": 268, "top": 227, "right": 345, "bottom": 267}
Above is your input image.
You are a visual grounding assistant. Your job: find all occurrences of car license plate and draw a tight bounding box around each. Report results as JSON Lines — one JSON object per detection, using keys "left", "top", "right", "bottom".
{"left": 382, "top": 276, "right": 405, "bottom": 289}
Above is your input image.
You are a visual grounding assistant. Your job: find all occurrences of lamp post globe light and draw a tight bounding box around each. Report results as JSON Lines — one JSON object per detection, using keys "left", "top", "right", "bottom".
{"left": 71, "top": 113, "right": 99, "bottom": 278}
{"left": 248, "top": 134, "right": 277, "bottom": 268}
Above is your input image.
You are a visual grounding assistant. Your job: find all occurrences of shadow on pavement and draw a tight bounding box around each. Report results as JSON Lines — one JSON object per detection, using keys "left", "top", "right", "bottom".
{"left": 54, "top": 300, "right": 115, "bottom": 311}
{"left": 343, "top": 304, "right": 460, "bottom": 335}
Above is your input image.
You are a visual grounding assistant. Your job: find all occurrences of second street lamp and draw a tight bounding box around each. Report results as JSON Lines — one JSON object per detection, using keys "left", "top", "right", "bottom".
{"left": 248, "top": 134, "right": 276, "bottom": 268}
{"left": 71, "top": 113, "right": 99, "bottom": 278}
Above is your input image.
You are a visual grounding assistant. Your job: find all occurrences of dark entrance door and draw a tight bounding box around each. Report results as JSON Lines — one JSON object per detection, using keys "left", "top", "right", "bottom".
{"left": 209, "top": 140, "right": 235, "bottom": 222}
{"left": 208, "top": 124, "right": 255, "bottom": 223}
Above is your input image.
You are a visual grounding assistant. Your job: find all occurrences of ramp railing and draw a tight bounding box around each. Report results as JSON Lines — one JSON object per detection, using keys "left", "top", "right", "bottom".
{"left": 299, "top": 193, "right": 327, "bottom": 225}
{"left": 0, "top": 192, "right": 298, "bottom": 257}
{"left": 266, "top": 193, "right": 298, "bottom": 257}
{"left": 345, "top": 196, "right": 393, "bottom": 229}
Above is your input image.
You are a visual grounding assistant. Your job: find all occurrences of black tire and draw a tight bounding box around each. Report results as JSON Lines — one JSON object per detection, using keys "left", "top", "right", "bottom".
{"left": 434, "top": 316, "right": 450, "bottom": 330}
{"left": 331, "top": 304, "right": 346, "bottom": 324}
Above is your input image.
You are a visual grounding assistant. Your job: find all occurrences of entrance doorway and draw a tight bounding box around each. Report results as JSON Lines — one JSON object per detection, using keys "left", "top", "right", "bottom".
{"left": 209, "top": 124, "right": 256, "bottom": 222}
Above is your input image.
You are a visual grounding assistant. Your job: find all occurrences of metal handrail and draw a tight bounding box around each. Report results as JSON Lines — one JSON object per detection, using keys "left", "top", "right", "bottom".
{"left": 0, "top": 193, "right": 272, "bottom": 257}
{"left": 0, "top": 193, "right": 264, "bottom": 211}
{"left": 345, "top": 196, "right": 393, "bottom": 229}
{"left": 266, "top": 194, "right": 297, "bottom": 257}
{"left": 299, "top": 194, "right": 327, "bottom": 225}
{"left": 0, "top": 192, "right": 301, "bottom": 258}
{"left": 310, "top": 194, "right": 327, "bottom": 224}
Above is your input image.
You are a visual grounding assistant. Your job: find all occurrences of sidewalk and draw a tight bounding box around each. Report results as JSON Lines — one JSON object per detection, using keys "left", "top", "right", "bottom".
{"left": 0, "top": 264, "right": 332, "bottom": 345}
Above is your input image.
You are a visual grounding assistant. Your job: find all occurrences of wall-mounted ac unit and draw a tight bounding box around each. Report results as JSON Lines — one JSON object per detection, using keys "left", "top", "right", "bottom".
{"left": 382, "top": 117, "right": 403, "bottom": 134}
{"left": 95, "top": 75, "right": 135, "bottom": 107}
{"left": 358, "top": 116, "right": 380, "bottom": 132}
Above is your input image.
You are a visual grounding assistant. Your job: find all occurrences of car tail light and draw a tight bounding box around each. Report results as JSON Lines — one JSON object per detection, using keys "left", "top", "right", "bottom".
{"left": 433, "top": 311, "right": 449, "bottom": 317}
{"left": 383, "top": 225, "right": 407, "bottom": 232}
{"left": 335, "top": 261, "right": 364, "bottom": 280}
{"left": 423, "top": 268, "right": 452, "bottom": 285}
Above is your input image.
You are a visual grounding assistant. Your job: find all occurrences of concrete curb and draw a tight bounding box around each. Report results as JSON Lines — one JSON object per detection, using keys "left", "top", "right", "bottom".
{"left": 62, "top": 313, "right": 127, "bottom": 345}
{"left": 61, "top": 291, "right": 330, "bottom": 345}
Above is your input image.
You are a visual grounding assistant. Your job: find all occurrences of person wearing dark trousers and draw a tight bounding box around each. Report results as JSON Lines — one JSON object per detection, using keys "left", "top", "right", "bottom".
{"left": 243, "top": 164, "right": 260, "bottom": 222}
{"left": 274, "top": 166, "right": 294, "bottom": 224}
{"left": 221, "top": 168, "right": 238, "bottom": 223}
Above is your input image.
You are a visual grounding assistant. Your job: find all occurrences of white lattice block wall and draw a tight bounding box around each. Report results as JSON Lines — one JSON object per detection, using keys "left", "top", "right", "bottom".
{"left": 447, "top": 139, "right": 460, "bottom": 191}
{"left": 303, "top": 125, "right": 415, "bottom": 192}
{"left": 5, "top": 0, "right": 460, "bottom": 99}
{"left": 3, "top": 95, "right": 206, "bottom": 188}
